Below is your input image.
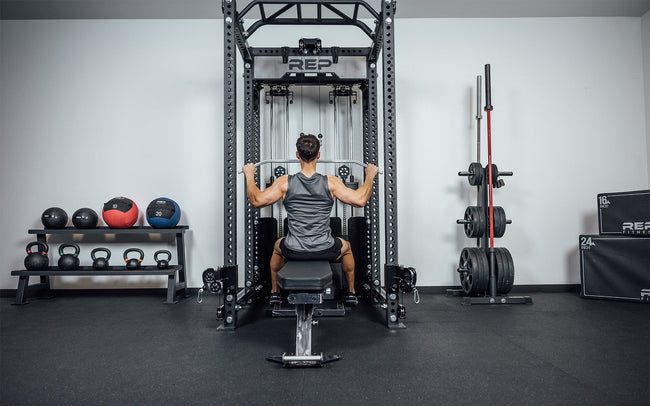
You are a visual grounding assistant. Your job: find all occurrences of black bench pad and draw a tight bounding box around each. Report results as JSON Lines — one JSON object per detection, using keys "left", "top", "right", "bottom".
{"left": 277, "top": 261, "right": 333, "bottom": 291}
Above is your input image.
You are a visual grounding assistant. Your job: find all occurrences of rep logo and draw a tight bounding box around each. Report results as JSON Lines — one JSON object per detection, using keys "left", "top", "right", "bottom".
{"left": 622, "top": 222, "right": 650, "bottom": 235}
{"left": 288, "top": 58, "right": 333, "bottom": 71}
{"left": 641, "top": 289, "right": 650, "bottom": 301}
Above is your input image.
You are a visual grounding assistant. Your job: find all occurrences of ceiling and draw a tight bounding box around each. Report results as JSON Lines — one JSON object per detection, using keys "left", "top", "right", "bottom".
{"left": 1, "top": 0, "right": 649, "bottom": 20}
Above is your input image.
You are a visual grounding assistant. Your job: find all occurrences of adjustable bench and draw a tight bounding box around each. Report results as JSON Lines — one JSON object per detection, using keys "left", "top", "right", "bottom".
{"left": 266, "top": 260, "right": 342, "bottom": 367}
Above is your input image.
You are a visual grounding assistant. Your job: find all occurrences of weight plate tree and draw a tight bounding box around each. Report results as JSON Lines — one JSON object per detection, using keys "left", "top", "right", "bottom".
{"left": 210, "top": 0, "right": 414, "bottom": 329}
{"left": 453, "top": 65, "right": 532, "bottom": 305}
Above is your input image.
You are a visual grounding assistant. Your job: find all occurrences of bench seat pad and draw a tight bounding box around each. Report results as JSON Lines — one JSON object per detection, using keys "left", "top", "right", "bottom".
{"left": 277, "top": 261, "right": 333, "bottom": 291}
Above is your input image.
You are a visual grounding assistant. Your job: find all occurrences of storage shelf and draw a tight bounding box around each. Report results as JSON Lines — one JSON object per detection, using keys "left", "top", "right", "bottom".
{"left": 12, "top": 266, "right": 182, "bottom": 276}
{"left": 13, "top": 226, "right": 189, "bottom": 305}
{"left": 28, "top": 226, "right": 188, "bottom": 235}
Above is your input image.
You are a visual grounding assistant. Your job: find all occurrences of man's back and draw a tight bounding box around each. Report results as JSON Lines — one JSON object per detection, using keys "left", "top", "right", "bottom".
{"left": 283, "top": 172, "right": 334, "bottom": 252}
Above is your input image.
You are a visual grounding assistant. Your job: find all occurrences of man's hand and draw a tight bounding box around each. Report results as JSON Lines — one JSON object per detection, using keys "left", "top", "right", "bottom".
{"left": 365, "top": 163, "right": 379, "bottom": 178}
{"left": 243, "top": 163, "right": 257, "bottom": 178}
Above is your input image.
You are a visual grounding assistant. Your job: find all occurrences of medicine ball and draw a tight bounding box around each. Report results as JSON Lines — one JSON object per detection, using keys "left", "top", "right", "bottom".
{"left": 41, "top": 207, "right": 68, "bottom": 229}
{"left": 72, "top": 208, "right": 99, "bottom": 229}
{"left": 146, "top": 198, "right": 181, "bottom": 228}
{"left": 102, "top": 197, "right": 139, "bottom": 228}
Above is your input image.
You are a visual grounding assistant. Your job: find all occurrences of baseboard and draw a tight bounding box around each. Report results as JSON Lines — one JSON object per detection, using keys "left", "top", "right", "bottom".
{"left": 420, "top": 284, "right": 580, "bottom": 294}
{"left": 2, "top": 285, "right": 580, "bottom": 299}
{"left": 0, "top": 288, "right": 202, "bottom": 298}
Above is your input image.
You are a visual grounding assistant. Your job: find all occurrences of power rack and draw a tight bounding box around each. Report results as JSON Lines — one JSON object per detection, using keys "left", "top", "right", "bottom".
{"left": 207, "top": 0, "right": 415, "bottom": 329}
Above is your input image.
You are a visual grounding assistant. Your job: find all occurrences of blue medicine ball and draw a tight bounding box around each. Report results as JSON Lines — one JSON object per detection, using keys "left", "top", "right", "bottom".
{"left": 146, "top": 198, "right": 181, "bottom": 228}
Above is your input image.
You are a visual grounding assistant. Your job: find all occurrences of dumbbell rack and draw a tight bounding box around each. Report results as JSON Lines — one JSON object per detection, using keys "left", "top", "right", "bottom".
{"left": 447, "top": 67, "right": 532, "bottom": 305}
{"left": 10, "top": 226, "right": 189, "bottom": 305}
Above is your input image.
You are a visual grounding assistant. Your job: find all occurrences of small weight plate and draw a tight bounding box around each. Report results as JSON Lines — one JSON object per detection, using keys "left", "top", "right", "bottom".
{"left": 464, "top": 206, "right": 486, "bottom": 238}
{"left": 489, "top": 164, "right": 500, "bottom": 187}
{"left": 467, "top": 162, "right": 483, "bottom": 186}
{"left": 493, "top": 206, "right": 507, "bottom": 238}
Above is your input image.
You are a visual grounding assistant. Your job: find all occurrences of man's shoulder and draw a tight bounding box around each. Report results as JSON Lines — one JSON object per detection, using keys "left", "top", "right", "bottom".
{"left": 325, "top": 174, "right": 343, "bottom": 188}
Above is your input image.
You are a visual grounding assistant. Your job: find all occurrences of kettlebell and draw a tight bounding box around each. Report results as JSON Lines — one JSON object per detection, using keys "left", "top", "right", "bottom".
{"left": 123, "top": 248, "right": 144, "bottom": 270}
{"left": 91, "top": 247, "right": 111, "bottom": 270}
{"left": 24, "top": 241, "right": 50, "bottom": 270}
{"left": 154, "top": 250, "right": 172, "bottom": 269}
{"left": 58, "top": 243, "right": 80, "bottom": 270}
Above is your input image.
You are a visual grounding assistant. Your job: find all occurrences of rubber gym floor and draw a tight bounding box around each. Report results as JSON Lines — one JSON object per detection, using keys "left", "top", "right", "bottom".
{"left": 1, "top": 290, "right": 648, "bottom": 405}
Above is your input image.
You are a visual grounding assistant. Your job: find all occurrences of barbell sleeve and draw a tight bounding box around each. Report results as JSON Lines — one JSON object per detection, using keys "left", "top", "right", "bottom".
{"left": 484, "top": 64, "right": 493, "bottom": 111}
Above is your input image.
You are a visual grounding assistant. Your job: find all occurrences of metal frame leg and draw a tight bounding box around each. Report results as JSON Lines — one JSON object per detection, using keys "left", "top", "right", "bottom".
{"left": 164, "top": 273, "right": 178, "bottom": 304}
{"left": 295, "top": 304, "right": 313, "bottom": 357}
{"left": 267, "top": 298, "right": 341, "bottom": 367}
{"left": 13, "top": 275, "right": 30, "bottom": 305}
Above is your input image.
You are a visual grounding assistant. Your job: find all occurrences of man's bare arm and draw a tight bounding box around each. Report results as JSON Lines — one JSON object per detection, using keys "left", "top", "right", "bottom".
{"left": 243, "top": 163, "right": 288, "bottom": 208}
{"left": 328, "top": 164, "right": 379, "bottom": 208}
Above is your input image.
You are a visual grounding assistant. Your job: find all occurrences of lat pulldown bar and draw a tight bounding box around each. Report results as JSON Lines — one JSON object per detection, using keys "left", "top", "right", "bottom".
{"left": 239, "top": 159, "right": 383, "bottom": 174}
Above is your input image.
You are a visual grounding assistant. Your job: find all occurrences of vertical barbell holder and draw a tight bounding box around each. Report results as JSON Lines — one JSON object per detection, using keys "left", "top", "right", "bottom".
{"left": 484, "top": 64, "right": 497, "bottom": 299}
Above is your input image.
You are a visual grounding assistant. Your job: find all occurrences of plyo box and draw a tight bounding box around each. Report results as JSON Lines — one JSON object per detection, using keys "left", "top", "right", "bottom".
{"left": 579, "top": 235, "right": 650, "bottom": 302}
{"left": 597, "top": 190, "right": 650, "bottom": 236}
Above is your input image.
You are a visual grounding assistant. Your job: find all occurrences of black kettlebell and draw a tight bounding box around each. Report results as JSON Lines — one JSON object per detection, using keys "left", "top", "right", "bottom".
{"left": 154, "top": 250, "right": 172, "bottom": 269}
{"left": 24, "top": 241, "right": 50, "bottom": 270}
{"left": 58, "top": 243, "right": 80, "bottom": 270}
{"left": 123, "top": 248, "right": 144, "bottom": 270}
{"left": 91, "top": 247, "right": 111, "bottom": 270}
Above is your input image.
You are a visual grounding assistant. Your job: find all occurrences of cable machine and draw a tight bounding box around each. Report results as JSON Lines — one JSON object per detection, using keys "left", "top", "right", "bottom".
{"left": 203, "top": 0, "right": 416, "bottom": 330}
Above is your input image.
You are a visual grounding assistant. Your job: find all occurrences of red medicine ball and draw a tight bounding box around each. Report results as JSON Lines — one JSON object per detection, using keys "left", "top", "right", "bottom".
{"left": 102, "top": 197, "right": 139, "bottom": 228}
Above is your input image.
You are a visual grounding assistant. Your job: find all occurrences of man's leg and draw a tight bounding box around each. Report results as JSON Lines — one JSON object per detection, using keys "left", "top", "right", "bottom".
{"left": 270, "top": 238, "right": 285, "bottom": 294}
{"left": 336, "top": 238, "right": 355, "bottom": 294}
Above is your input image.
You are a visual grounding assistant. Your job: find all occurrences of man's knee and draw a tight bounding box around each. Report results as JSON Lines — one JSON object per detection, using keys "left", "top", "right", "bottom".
{"left": 273, "top": 237, "right": 285, "bottom": 255}
{"left": 337, "top": 238, "right": 350, "bottom": 252}
{"left": 337, "top": 238, "right": 353, "bottom": 261}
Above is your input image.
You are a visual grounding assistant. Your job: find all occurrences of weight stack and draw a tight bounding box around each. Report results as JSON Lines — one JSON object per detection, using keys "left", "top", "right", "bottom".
{"left": 258, "top": 217, "right": 278, "bottom": 295}
{"left": 579, "top": 235, "right": 650, "bottom": 302}
{"left": 597, "top": 190, "right": 650, "bottom": 236}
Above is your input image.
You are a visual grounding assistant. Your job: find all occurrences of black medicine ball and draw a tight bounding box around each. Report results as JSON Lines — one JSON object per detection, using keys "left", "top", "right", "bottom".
{"left": 41, "top": 207, "right": 68, "bottom": 229}
{"left": 72, "top": 208, "right": 99, "bottom": 229}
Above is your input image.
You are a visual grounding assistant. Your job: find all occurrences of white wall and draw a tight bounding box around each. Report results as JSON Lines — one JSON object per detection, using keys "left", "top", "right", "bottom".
{"left": 643, "top": 11, "right": 650, "bottom": 182}
{"left": 0, "top": 17, "right": 647, "bottom": 290}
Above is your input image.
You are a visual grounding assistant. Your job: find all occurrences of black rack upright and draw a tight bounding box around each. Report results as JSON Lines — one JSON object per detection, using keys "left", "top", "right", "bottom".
{"left": 217, "top": 0, "right": 412, "bottom": 329}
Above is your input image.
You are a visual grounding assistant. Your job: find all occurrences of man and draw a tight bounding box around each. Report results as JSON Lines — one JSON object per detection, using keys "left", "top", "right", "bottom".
{"left": 243, "top": 133, "right": 379, "bottom": 305}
